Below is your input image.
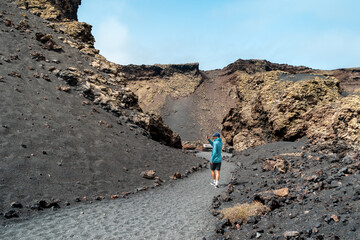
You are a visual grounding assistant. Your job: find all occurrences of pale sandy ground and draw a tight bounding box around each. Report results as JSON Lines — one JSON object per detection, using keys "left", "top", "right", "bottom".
{"left": 0, "top": 154, "right": 234, "bottom": 240}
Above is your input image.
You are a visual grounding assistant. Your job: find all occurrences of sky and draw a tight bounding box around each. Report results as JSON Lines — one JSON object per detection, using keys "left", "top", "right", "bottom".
{"left": 78, "top": 0, "right": 360, "bottom": 70}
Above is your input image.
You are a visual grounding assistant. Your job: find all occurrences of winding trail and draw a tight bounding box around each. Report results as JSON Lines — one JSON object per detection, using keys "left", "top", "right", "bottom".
{"left": 1, "top": 154, "right": 234, "bottom": 240}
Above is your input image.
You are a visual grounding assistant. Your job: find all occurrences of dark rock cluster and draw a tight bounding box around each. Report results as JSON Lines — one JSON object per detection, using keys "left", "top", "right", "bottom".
{"left": 207, "top": 140, "right": 359, "bottom": 239}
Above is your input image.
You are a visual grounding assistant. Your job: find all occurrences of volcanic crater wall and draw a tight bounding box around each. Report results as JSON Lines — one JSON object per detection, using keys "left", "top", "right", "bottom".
{"left": 220, "top": 60, "right": 360, "bottom": 151}
{"left": 14, "top": 0, "right": 360, "bottom": 150}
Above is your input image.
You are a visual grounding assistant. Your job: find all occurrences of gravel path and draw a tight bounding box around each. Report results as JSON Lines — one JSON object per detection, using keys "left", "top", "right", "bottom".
{"left": 1, "top": 156, "right": 234, "bottom": 240}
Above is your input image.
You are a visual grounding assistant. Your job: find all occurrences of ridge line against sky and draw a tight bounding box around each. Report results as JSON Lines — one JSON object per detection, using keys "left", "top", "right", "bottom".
{"left": 78, "top": 0, "right": 360, "bottom": 70}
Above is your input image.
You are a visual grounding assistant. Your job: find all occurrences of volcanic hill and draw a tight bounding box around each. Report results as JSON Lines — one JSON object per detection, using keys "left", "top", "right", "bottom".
{"left": 0, "top": 1, "right": 359, "bottom": 239}
{"left": 0, "top": 0, "right": 205, "bottom": 220}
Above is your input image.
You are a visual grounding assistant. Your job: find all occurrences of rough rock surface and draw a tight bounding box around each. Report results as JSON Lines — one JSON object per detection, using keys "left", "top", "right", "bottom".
{"left": 223, "top": 58, "right": 312, "bottom": 75}
{"left": 16, "top": 0, "right": 81, "bottom": 21}
{"left": 221, "top": 71, "right": 343, "bottom": 150}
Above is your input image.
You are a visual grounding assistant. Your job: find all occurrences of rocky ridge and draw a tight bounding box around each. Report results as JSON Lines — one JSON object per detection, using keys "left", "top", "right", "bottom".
{"left": 221, "top": 65, "right": 360, "bottom": 151}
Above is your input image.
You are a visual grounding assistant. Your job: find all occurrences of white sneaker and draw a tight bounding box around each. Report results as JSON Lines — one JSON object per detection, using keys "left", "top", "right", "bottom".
{"left": 210, "top": 182, "right": 215, "bottom": 186}
{"left": 215, "top": 184, "right": 219, "bottom": 188}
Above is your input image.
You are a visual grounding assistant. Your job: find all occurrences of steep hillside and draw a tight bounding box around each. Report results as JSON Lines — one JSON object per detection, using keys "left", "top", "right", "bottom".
{"left": 0, "top": 0, "right": 203, "bottom": 220}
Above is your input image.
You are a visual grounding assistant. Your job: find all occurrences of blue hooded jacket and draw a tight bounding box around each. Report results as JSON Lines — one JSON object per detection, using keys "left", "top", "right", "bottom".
{"left": 208, "top": 138, "right": 222, "bottom": 163}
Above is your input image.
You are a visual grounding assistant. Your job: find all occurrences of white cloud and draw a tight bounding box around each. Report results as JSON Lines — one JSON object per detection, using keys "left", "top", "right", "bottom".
{"left": 93, "top": 17, "right": 132, "bottom": 64}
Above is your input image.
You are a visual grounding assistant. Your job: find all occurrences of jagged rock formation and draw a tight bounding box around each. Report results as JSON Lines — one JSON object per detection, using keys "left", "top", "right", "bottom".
{"left": 222, "top": 71, "right": 341, "bottom": 150}
{"left": 221, "top": 62, "right": 360, "bottom": 151}
{"left": 16, "top": 0, "right": 81, "bottom": 21}
{"left": 223, "top": 58, "right": 312, "bottom": 75}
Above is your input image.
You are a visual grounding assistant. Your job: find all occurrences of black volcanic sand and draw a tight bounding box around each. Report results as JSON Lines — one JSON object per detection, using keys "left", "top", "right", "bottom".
{"left": 209, "top": 139, "right": 360, "bottom": 239}
{"left": 0, "top": 0, "right": 204, "bottom": 223}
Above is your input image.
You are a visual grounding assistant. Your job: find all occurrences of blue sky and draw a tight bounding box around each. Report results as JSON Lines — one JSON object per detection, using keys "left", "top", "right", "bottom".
{"left": 78, "top": 0, "right": 360, "bottom": 70}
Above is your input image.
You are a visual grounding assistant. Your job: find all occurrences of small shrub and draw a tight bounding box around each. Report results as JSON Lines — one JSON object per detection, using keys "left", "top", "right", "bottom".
{"left": 219, "top": 201, "right": 270, "bottom": 223}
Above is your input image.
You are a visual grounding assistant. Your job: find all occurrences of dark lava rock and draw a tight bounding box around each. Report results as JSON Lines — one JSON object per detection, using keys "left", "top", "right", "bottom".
{"left": 10, "top": 201, "right": 23, "bottom": 208}
{"left": 215, "top": 219, "right": 231, "bottom": 234}
{"left": 4, "top": 210, "right": 19, "bottom": 219}
{"left": 247, "top": 215, "right": 260, "bottom": 224}
{"left": 35, "top": 32, "right": 62, "bottom": 52}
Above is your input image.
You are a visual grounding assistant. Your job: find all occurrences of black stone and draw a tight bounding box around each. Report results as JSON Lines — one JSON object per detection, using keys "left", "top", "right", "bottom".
{"left": 247, "top": 215, "right": 259, "bottom": 224}
{"left": 10, "top": 201, "right": 23, "bottom": 208}
{"left": 4, "top": 210, "right": 19, "bottom": 219}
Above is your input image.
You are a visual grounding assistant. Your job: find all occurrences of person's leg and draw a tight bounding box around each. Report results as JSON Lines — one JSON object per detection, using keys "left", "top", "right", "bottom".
{"left": 215, "top": 170, "right": 220, "bottom": 186}
{"left": 215, "top": 170, "right": 220, "bottom": 181}
{"left": 211, "top": 170, "right": 216, "bottom": 180}
{"left": 210, "top": 163, "right": 216, "bottom": 185}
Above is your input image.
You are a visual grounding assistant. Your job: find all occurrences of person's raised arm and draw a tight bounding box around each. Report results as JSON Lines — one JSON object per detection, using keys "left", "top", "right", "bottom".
{"left": 207, "top": 135, "right": 214, "bottom": 145}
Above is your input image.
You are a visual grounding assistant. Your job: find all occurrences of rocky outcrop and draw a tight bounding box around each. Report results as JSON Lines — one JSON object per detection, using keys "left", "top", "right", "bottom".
{"left": 126, "top": 63, "right": 203, "bottom": 114}
{"left": 16, "top": 0, "right": 81, "bottom": 21}
{"left": 221, "top": 59, "right": 360, "bottom": 151}
{"left": 223, "top": 59, "right": 312, "bottom": 75}
{"left": 122, "top": 63, "right": 201, "bottom": 81}
{"left": 222, "top": 70, "right": 342, "bottom": 150}
{"left": 16, "top": 0, "right": 96, "bottom": 56}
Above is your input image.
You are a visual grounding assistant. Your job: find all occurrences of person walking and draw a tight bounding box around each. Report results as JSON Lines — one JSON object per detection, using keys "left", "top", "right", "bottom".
{"left": 207, "top": 132, "right": 223, "bottom": 188}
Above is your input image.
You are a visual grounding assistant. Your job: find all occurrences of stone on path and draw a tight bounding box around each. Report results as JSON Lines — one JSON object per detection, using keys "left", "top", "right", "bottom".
{"left": 141, "top": 170, "right": 156, "bottom": 179}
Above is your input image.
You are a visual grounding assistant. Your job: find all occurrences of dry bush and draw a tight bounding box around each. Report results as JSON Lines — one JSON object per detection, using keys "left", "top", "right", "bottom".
{"left": 219, "top": 201, "right": 270, "bottom": 223}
